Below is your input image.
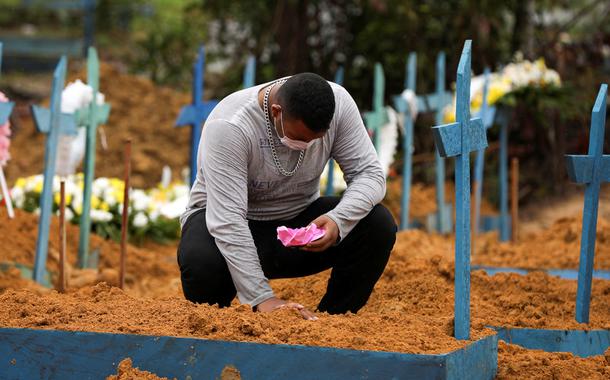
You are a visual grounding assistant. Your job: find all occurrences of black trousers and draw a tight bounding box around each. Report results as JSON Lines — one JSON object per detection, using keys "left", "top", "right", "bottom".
{"left": 177, "top": 196, "right": 397, "bottom": 314}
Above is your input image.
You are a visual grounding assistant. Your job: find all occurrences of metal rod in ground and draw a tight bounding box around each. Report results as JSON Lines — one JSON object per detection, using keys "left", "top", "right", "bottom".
{"left": 58, "top": 180, "right": 66, "bottom": 293}
{"left": 120, "top": 139, "right": 132, "bottom": 290}
{"left": 511, "top": 157, "right": 519, "bottom": 242}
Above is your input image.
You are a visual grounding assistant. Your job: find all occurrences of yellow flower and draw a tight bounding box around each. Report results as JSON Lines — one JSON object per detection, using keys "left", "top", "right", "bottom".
{"left": 99, "top": 202, "right": 109, "bottom": 212}
{"left": 15, "top": 178, "right": 26, "bottom": 189}
{"left": 471, "top": 92, "right": 483, "bottom": 110}
{"left": 33, "top": 180, "right": 43, "bottom": 194}
{"left": 91, "top": 196, "right": 101, "bottom": 209}
{"left": 443, "top": 108, "right": 455, "bottom": 123}
{"left": 112, "top": 188, "right": 124, "bottom": 205}
{"left": 110, "top": 178, "right": 124, "bottom": 191}
{"left": 488, "top": 84, "right": 507, "bottom": 105}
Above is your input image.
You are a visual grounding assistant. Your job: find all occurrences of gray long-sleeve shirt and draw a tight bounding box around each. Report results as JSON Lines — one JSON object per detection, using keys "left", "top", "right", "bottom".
{"left": 180, "top": 80, "right": 386, "bottom": 306}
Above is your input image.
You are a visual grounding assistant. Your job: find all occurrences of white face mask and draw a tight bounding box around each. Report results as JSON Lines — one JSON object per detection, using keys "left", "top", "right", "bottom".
{"left": 276, "top": 112, "right": 314, "bottom": 151}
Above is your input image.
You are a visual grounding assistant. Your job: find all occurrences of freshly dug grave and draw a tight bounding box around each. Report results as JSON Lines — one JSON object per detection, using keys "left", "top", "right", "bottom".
{"left": 0, "top": 209, "right": 180, "bottom": 299}
{"left": 0, "top": 282, "right": 489, "bottom": 354}
{"left": 2, "top": 227, "right": 610, "bottom": 350}
{"left": 5, "top": 64, "right": 192, "bottom": 189}
{"left": 473, "top": 216, "right": 610, "bottom": 270}
{"left": 2, "top": 211, "right": 610, "bottom": 377}
{"left": 272, "top": 229, "right": 610, "bottom": 330}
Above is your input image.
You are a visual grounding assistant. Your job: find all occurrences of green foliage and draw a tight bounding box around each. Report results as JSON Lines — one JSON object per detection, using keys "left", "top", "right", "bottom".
{"left": 128, "top": 0, "right": 209, "bottom": 86}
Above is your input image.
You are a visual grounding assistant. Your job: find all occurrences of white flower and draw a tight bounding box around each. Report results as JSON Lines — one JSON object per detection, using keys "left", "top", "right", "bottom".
{"left": 64, "top": 179, "right": 79, "bottom": 200}
{"left": 171, "top": 184, "right": 190, "bottom": 200}
{"left": 92, "top": 178, "right": 110, "bottom": 198}
{"left": 71, "top": 192, "right": 83, "bottom": 214}
{"left": 52, "top": 176, "right": 61, "bottom": 192}
{"left": 133, "top": 212, "right": 148, "bottom": 228}
{"left": 131, "top": 189, "right": 150, "bottom": 212}
{"left": 90, "top": 209, "right": 113, "bottom": 222}
{"left": 159, "top": 197, "right": 188, "bottom": 219}
{"left": 10, "top": 186, "right": 24, "bottom": 208}
{"left": 65, "top": 208, "right": 74, "bottom": 221}
{"left": 25, "top": 175, "right": 43, "bottom": 192}
{"left": 103, "top": 191, "right": 117, "bottom": 207}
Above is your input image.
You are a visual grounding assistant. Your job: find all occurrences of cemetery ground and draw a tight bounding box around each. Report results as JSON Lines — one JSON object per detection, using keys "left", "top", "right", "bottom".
{"left": 1, "top": 194, "right": 610, "bottom": 378}
{"left": 2, "top": 65, "right": 610, "bottom": 379}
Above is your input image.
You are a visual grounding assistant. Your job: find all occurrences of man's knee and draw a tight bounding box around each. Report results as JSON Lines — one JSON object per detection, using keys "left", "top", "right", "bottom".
{"left": 177, "top": 233, "right": 236, "bottom": 306}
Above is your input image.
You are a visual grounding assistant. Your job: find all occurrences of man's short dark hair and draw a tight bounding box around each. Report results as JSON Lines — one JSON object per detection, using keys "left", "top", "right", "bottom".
{"left": 276, "top": 73, "right": 336, "bottom": 132}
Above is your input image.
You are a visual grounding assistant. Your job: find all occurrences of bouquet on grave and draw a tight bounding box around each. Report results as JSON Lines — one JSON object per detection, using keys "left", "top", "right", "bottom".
{"left": 443, "top": 57, "right": 562, "bottom": 123}
{"left": 10, "top": 174, "right": 189, "bottom": 244}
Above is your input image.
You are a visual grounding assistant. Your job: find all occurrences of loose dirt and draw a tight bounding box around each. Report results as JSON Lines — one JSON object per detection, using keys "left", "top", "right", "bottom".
{"left": 473, "top": 216, "right": 610, "bottom": 270}
{"left": 0, "top": 209, "right": 180, "bottom": 298}
{"left": 2, "top": 194, "right": 610, "bottom": 377}
{"left": 497, "top": 342, "right": 610, "bottom": 380}
{"left": 107, "top": 358, "right": 174, "bottom": 380}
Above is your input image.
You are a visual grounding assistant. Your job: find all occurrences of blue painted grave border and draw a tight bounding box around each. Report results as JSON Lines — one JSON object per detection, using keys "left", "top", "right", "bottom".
{"left": 492, "top": 327, "right": 610, "bottom": 357}
{"left": 0, "top": 328, "right": 498, "bottom": 380}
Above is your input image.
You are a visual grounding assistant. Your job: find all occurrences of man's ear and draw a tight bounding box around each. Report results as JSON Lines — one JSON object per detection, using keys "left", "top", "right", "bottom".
{"left": 270, "top": 104, "right": 282, "bottom": 119}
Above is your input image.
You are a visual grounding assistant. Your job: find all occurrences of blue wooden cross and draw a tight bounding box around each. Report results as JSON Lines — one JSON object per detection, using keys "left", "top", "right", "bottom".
{"left": 175, "top": 45, "right": 219, "bottom": 186}
{"left": 31, "top": 56, "right": 79, "bottom": 284}
{"left": 77, "top": 46, "right": 112, "bottom": 269}
{"left": 565, "top": 83, "right": 609, "bottom": 324}
{"left": 363, "top": 63, "right": 388, "bottom": 151}
{"left": 0, "top": 43, "right": 15, "bottom": 124}
{"left": 473, "top": 68, "right": 496, "bottom": 234}
{"left": 242, "top": 55, "right": 256, "bottom": 88}
{"left": 420, "top": 52, "right": 453, "bottom": 234}
{"left": 479, "top": 105, "right": 511, "bottom": 241}
{"left": 432, "top": 40, "right": 487, "bottom": 340}
{"left": 324, "top": 66, "right": 344, "bottom": 196}
{"left": 392, "top": 52, "right": 418, "bottom": 230}
{"left": 496, "top": 106, "right": 511, "bottom": 241}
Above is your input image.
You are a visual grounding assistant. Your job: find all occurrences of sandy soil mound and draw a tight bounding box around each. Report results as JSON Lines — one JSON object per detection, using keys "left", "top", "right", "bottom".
{"left": 474, "top": 216, "right": 610, "bottom": 270}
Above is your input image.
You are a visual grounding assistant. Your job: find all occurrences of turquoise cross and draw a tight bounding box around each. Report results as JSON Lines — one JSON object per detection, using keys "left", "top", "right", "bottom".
{"left": 432, "top": 40, "right": 488, "bottom": 340}
{"left": 32, "top": 57, "right": 77, "bottom": 284}
{"left": 565, "top": 83, "right": 609, "bottom": 324}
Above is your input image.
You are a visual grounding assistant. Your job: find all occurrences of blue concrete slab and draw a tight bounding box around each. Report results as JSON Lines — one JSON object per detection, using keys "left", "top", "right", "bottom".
{"left": 0, "top": 328, "right": 498, "bottom": 380}
{"left": 473, "top": 265, "right": 610, "bottom": 280}
{"left": 492, "top": 327, "right": 610, "bottom": 357}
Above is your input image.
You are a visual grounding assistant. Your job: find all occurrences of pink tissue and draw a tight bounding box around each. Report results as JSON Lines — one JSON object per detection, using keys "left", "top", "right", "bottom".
{"left": 277, "top": 224, "right": 326, "bottom": 247}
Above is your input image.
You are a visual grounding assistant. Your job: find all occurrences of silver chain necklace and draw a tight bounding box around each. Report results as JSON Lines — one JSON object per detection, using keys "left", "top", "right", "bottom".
{"left": 263, "top": 79, "right": 304, "bottom": 177}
